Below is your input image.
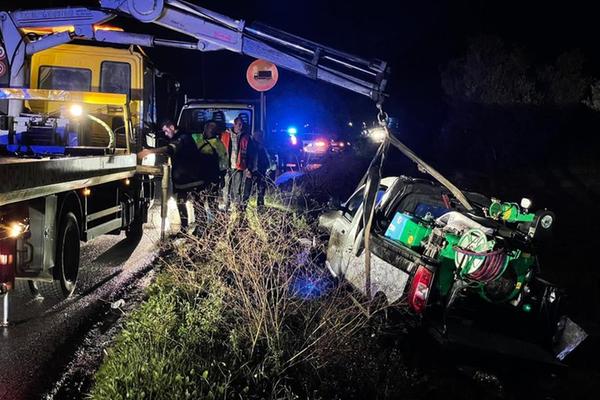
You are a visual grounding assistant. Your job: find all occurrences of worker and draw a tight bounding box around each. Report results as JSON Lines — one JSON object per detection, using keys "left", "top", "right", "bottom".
{"left": 243, "top": 129, "right": 271, "bottom": 211}
{"left": 137, "top": 120, "right": 208, "bottom": 232}
{"left": 191, "top": 120, "right": 228, "bottom": 217}
{"left": 220, "top": 116, "right": 251, "bottom": 210}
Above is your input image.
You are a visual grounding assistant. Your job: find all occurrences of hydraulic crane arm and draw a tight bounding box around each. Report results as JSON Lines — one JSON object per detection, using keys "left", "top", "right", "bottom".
{"left": 0, "top": 0, "right": 389, "bottom": 117}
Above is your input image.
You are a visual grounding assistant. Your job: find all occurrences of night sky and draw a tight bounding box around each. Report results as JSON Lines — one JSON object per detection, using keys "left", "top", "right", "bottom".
{"left": 10, "top": 1, "right": 600, "bottom": 132}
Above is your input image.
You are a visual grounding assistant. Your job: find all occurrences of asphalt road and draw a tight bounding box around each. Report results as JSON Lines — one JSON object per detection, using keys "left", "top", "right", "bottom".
{"left": 0, "top": 209, "right": 163, "bottom": 400}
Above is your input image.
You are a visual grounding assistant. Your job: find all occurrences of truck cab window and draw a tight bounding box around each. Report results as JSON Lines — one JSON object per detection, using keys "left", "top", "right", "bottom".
{"left": 39, "top": 66, "right": 91, "bottom": 91}
{"left": 100, "top": 62, "right": 131, "bottom": 97}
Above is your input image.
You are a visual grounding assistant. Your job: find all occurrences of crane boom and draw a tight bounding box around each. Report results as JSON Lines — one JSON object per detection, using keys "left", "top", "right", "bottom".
{"left": 0, "top": 0, "right": 389, "bottom": 118}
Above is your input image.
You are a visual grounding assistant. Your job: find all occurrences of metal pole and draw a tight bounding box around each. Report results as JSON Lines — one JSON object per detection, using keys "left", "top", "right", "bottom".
{"left": 1, "top": 293, "right": 8, "bottom": 327}
{"left": 260, "top": 91, "right": 265, "bottom": 133}
{"left": 160, "top": 164, "right": 171, "bottom": 239}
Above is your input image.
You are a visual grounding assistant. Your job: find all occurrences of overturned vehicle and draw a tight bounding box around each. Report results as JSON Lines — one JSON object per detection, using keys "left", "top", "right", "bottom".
{"left": 319, "top": 139, "right": 586, "bottom": 364}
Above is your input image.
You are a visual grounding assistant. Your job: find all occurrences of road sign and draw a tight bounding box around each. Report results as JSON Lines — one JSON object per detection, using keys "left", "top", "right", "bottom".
{"left": 246, "top": 59, "right": 279, "bottom": 92}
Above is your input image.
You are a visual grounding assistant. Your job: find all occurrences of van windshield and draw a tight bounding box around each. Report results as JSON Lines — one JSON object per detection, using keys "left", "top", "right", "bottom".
{"left": 179, "top": 107, "right": 253, "bottom": 134}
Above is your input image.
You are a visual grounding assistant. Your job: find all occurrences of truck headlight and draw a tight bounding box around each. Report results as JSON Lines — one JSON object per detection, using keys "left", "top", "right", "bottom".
{"left": 8, "top": 222, "right": 26, "bottom": 238}
{"left": 70, "top": 104, "right": 83, "bottom": 117}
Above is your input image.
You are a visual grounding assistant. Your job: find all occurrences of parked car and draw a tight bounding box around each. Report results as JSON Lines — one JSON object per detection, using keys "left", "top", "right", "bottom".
{"left": 319, "top": 175, "right": 586, "bottom": 363}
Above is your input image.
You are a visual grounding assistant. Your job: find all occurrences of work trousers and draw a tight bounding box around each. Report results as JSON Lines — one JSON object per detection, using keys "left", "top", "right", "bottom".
{"left": 224, "top": 169, "right": 245, "bottom": 208}
{"left": 176, "top": 184, "right": 220, "bottom": 230}
{"left": 242, "top": 172, "right": 267, "bottom": 208}
{"left": 176, "top": 188, "right": 200, "bottom": 229}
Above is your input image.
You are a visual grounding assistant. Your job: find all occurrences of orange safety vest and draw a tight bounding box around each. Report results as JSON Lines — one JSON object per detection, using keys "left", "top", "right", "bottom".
{"left": 221, "top": 130, "right": 250, "bottom": 170}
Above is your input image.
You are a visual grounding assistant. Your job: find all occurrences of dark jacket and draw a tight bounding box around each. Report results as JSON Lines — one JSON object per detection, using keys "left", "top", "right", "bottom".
{"left": 166, "top": 130, "right": 209, "bottom": 191}
{"left": 247, "top": 139, "right": 271, "bottom": 174}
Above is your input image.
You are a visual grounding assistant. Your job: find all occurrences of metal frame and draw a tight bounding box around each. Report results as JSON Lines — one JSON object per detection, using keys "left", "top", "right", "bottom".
{"left": 1, "top": 0, "right": 389, "bottom": 113}
{"left": 1, "top": 158, "right": 136, "bottom": 206}
{"left": 86, "top": 204, "right": 121, "bottom": 223}
{"left": 86, "top": 217, "right": 122, "bottom": 241}
{"left": 0, "top": 87, "right": 128, "bottom": 107}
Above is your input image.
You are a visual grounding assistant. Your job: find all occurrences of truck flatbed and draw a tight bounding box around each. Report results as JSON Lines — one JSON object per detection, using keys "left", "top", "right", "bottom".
{"left": 0, "top": 153, "right": 136, "bottom": 206}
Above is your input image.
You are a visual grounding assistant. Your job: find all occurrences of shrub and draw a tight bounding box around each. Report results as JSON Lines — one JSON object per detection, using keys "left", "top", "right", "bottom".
{"left": 90, "top": 201, "right": 397, "bottom": 399}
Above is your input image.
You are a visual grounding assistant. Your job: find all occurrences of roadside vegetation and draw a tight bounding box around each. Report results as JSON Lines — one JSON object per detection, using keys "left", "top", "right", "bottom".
{"left": 90, "top": 198, "right": 420, "bottom": 399}
{"left": 90, "top": 158, "right": 528, "bottom": 400}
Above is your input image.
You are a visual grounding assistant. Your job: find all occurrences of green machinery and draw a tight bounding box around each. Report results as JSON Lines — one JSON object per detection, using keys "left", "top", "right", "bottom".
{"left": 384, "top": 199, "right": 541, "bottom": 308}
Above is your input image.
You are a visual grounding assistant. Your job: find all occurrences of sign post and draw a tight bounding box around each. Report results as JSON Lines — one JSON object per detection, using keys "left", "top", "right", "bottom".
{"left": 260, "top": 92, "right": 266, "bottom": 134}
{"left": 246, "top": 59, "right": 278, "bottom": 136}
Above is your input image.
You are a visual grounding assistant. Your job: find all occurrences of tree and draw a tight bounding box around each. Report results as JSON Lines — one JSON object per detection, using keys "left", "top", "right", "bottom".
{"left": 441, "top": 36, "right": 592, "bottom": 108}
{"left": 441, "top": 36, "right": 538, "bottom": 106}
{"left": 438, "top": 36, "right": 596, "bottom": 174}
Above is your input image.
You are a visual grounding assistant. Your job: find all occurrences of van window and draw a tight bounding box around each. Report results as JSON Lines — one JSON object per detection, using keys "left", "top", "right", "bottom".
{"left": 100, "top": 61, "right": 131, "bottom": 96}
{"left": 39, "top": 66, "right": 92, "bottom": 91}
{"left": 179, "top": 107, "right": 253, "bottom": 134}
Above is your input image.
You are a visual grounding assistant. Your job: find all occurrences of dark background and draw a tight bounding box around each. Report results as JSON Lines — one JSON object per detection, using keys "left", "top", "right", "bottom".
{"left": 8, "top": 0, "right": 600, "bottom": 337}
{"left": 15, "top": 1, "right": 600, "bottom": 132}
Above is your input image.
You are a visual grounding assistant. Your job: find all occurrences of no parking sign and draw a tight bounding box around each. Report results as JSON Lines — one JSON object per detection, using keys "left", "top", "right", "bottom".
{"left": 246, "top": 59, "right": 279, "bottom": 92}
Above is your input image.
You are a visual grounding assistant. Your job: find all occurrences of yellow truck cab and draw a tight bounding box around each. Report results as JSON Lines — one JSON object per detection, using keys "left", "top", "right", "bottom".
{"left": 28, "top": 40, "right": 156, "bottom": 148}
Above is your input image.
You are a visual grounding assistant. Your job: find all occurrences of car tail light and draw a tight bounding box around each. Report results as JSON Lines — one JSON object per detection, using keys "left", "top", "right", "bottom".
{"left": 315, "top": 140, "right": 326, "bottom": 147}
{"left": 408, "top": 265, "right": 433, "bottom": 314}
{"left": 0, "top": 239, "right": 16, "bottom": 292}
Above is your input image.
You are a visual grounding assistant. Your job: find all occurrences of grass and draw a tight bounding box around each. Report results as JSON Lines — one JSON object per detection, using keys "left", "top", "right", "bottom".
{"left": 89, "top": 180, "right": 534, "bottom": 400}
{"left": 89, "top": 198, "right": 407, "bottom": 399}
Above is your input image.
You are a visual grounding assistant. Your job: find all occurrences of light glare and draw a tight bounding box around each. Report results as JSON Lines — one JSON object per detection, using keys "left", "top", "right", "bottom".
{"left": 9, "top": 222, "right": 24, "bottom": 238}
{"left": 70, "top": 104, "right": 83, "bottom": 117}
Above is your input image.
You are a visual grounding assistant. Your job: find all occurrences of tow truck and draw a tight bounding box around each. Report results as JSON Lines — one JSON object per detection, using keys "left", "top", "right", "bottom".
{"left": 0, "top": 0, "right": 389, "bottom": 324}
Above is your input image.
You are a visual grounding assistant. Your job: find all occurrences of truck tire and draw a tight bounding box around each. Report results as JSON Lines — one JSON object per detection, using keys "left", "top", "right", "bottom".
{"left": 125, "top": 211, "right": 144, "bottom": 241}
{"left": 35, "top": 211, "right": 80, "bottom": 300}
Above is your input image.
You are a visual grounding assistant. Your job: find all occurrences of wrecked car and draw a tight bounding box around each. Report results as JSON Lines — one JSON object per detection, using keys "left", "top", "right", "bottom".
{"left": 319, "top": 174, "right": 586, "bottom": 363}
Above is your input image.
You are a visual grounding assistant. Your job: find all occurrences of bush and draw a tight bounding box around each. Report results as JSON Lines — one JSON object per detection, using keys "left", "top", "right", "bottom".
{"left": 90, "top": 202, "right": 403, "bottom": 399}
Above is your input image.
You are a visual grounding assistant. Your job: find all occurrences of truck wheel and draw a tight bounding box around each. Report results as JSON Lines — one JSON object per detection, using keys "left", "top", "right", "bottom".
{"left": 125, "top": 212, "right": 144, "bottom": 241}
{"left": 36, "top": 212, "right": 80, "bottom": 299}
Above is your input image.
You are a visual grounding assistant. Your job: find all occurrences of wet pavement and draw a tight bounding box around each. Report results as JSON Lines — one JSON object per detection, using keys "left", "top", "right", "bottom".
{"left": 0, "top": 210, "right": 163, "bottom": 400}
